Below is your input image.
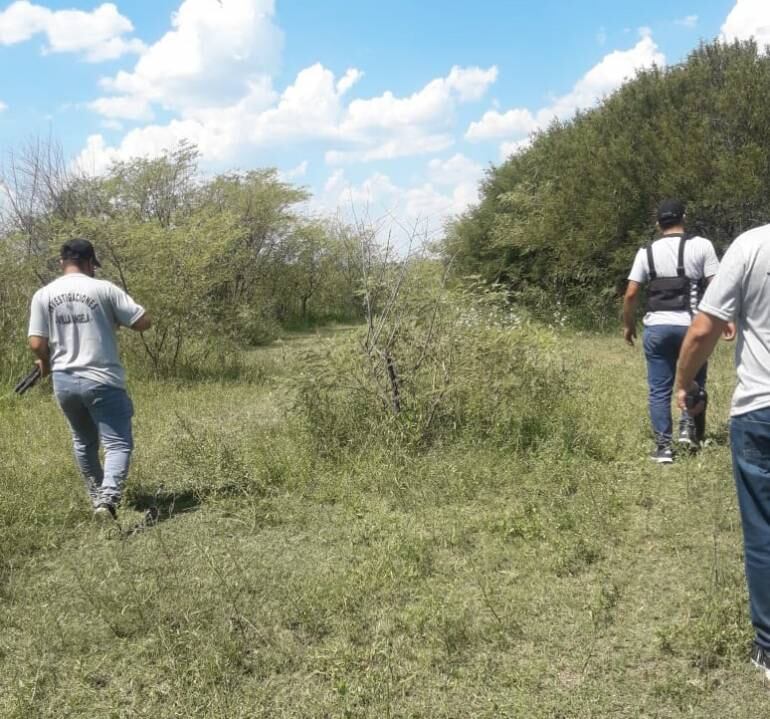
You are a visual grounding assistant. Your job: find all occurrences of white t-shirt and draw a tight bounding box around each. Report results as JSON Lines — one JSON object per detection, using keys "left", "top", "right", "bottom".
{"left": 699, "top": 224, "right": 770, "bottom": 417}
{"left": 627, "top": 234, "right": 720, "bottom": 327}
{"left": 28, "top": 273, "right": 145, "bottom": 389}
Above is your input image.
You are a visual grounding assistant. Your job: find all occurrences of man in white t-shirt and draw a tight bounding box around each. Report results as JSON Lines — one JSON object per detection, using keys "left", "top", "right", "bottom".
{"left": 675, "top": 222, "right": 770, "bottom": 681}
{"left": 27, "top": 239, "right": 152, "bottom": 522}
{"left": 623, "top": 199, "right": 721, "bottom": 463}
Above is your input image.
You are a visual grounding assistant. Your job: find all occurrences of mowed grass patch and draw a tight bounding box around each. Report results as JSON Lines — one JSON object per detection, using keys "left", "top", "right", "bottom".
{"left": 1, "top": 328, "right": 767, "bottom": 717}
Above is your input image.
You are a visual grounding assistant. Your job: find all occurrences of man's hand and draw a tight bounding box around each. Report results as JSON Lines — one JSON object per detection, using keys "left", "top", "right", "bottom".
{"left": 677, "top": 381, "right": 706, "bottom": 415}
{"left": 28, "top": 335, "right": 50, "bottom": 377}
{"left": 623, "top": 281, "right": 640, "bottom": 347}
{"left": 34, "top": 358, "right": 50, "bottom": 378}
{"left": 722, "top": 322, "right": 737, "bottom": 342}
{"left": 675, "top": 311, "right": 725, "bottom": 412}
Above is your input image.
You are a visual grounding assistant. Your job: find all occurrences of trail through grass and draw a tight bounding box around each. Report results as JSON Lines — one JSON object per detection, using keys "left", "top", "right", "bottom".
{"left": 0, "top": 328, "right": 764, "bottom": 718}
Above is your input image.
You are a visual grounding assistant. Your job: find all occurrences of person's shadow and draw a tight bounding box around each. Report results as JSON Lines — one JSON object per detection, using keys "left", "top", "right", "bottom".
{"left": 706, "top": 420, "right": 730, "bottom": 447}
{"left": 123, "top": 488, "right": 200, "bottom": 536}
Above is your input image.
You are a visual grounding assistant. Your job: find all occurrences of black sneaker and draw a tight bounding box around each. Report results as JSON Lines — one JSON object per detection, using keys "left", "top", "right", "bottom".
{"left": 94, "top": 503, "right": 117, "bottom": 521}
{"left": 751, "top": 642, "right": 770, "bottom": 680}
{"left": 650, "top": 445, "right": 674, "bottom": 464}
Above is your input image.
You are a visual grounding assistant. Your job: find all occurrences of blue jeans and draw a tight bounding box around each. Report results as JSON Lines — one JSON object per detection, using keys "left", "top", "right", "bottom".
{"left": 643, "top": 324, "right": 707, "bottom": 444}
{"left": 52, "top": 372, "right": 134, "bottom": 508}
{"left": 731, "top": 408, "right": 770, "bottom": 650}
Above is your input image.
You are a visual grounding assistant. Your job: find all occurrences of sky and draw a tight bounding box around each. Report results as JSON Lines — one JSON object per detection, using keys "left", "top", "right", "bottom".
{"left": 0, "top": 0, "right": 766, "bottom": 237}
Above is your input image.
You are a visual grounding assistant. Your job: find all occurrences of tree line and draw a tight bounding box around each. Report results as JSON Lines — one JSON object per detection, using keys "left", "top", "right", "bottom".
{"left": 443, "top": 40, "right": 770, "bottom": 327}
{"left": 0, "top": 141, "right": 368, "bottom": 379}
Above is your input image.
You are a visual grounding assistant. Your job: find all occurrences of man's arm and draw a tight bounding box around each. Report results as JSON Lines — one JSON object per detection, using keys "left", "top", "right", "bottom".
{"left": 130, "top": 313, "right": 152, "bottom": 332}
{"left": 704, "top": 275, "right": 736, "bottom": 341}
{"left": 675, "top": 311, "right": 726, "bottom": 412}
{"left": 28, "top": 335, "right": 51, "bottom": 377}
{"left": 623, "top": 281, "right": 641, "bottom": 346}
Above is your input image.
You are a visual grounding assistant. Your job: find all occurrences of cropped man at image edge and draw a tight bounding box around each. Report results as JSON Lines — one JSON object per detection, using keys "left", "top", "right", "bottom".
{"left": 27, "top": 239, "right": 151, "bottom": 521}
{"left": 623, "top": 199, "right": 729, "bottom": 463}
{"left": 675, "top": 221, "right": 770, "bottom": 681}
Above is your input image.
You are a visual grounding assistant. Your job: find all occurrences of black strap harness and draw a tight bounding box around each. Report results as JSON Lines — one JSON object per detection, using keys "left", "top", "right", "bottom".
{"left": 644, "top": 234, "right": 694, "bottom": 314}
{"left": 646, "top": 233, "right": 687, "bottom": 281}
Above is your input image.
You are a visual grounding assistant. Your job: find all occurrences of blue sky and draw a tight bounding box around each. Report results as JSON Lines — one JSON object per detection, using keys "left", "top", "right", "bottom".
{"left": 0, "top": 0, "right": 762, "bottom": 234}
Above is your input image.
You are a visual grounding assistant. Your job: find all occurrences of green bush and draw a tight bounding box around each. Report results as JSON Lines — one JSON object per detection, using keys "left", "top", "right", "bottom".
{"left": 295, "top": 290, "right": 570, "bottom": 455}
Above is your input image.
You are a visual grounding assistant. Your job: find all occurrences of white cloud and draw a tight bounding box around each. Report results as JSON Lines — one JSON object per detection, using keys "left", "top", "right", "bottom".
{"left": 500, "top": 137, "right": 533, "bottom": 160}
{"left": 466, "top": 34, "right": 665, "bottom": 157}
{"left": 341, "top": 65, "right": 497, "bottom": 134}
{"left": 675, "top": 15, "right": 698, "bottom": 29}
{"left": 75, "top": 134, "right": 121, "bottom": 176}
{"left": 720, "top": 0, "right": 770, "bottom": 49}
{"left": 336, "top": 68, "right": 363, "bottom": 95}
{"left": 245, "top": 64, "right": 345, "bottom": 143}
{"left": 318, "top": 161, "right": 482, "bottom": 245}
{"left": 466, "top": 108, "right": 538, "bottom": 141}
{"left": 539, "top": 33, "right": 664, "bottom": 125}
{"left": 279, "top": 160, "right": 308, "bottom": 181}
{"left": 101, "top": 119, "right": 124, "bottom": 131}
{"left": 0, "top": 1, "right": 144, "bottom": 62}
{"left": 0, "top": 101, "right": 7, "bottom": 112}
{"left": 76, "top": 66, "right": 342, "bottom": 170}
{"left": 89, "top": 95, "right": 153, "bottom": 121}
{"left": 445, "top": 65, "right": 499, "bottom": 102}
{"left": 319, "top": 65, "right": 496, "bottom": 165}
{"left": 95, "top": 0, "right": 283, "bottom": 116}
{"left": 83, "top": 58, "right": 496, "bottom": 173}
{"left": 325, "top": 132, "right": 454, "bottom": 165}
{"left": 427, "top": 153, "right": 483, "bottom": 186}
{"left": 323, "top": 169, "right": 346, "bottom": 195}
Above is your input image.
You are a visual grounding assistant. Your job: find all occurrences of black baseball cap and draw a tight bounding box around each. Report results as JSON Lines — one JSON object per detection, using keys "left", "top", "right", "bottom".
{"left": 60, "top": 238, "right": 101, "bottom": 267}
{"left": 657, "top": 199, "right": 685, "bottom": 227}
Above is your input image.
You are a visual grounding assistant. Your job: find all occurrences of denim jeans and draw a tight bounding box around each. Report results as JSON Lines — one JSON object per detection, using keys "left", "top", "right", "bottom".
{"left": 731, "top": 407, "right": 770, "bottom": 650}
{"left": 643, "top": 324, "right": 707, "bottom": 444}
{"left": 52, "top": 371, "right": 134, "bottom": 507}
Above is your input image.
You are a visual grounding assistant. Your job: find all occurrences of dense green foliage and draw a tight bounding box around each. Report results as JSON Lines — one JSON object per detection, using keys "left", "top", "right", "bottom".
{"left": 445, "top": 41, "right": 770, "bottom": 325}
{"left": 297, "top": 284, "right": 568, "bottom": 454}
{"left": 0, "top": 142, "right": 363, "bottom": 379}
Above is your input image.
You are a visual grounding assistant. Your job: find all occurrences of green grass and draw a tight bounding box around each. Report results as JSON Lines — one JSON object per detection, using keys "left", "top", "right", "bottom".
{"left": 0, "top": 328, "right": 766, "bottom": 718}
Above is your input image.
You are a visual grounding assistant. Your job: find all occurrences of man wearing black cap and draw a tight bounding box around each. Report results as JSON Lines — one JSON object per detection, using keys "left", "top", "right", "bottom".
{"left": 27, "top": 239, "right": 151, "bottom": 521}
{"left": 622, "top": 200, "right": 724, "bottom": 462}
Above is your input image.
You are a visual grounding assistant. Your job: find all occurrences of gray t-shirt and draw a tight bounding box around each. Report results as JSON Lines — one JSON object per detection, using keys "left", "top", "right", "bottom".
{"left": 699, "top": 224, "right": 770, "bottom": 417}
{"left": 628, "top": 234, "right": 720, "bottom": 327}
{"left": 28, "top": 273, "right": 145, "bottom": 389}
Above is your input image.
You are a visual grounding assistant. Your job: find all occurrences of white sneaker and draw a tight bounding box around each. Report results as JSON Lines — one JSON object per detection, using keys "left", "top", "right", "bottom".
{"left": 750, "top": 643, "right": 770, "bottom": 681}
{"left": 93, "top": 503, "right": 117, "bottom": 521}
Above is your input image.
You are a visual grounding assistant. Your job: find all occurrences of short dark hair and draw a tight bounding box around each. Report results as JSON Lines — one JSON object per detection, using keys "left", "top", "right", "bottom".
{"left": 657, "top": 199, "right": 685, "bottom": 229}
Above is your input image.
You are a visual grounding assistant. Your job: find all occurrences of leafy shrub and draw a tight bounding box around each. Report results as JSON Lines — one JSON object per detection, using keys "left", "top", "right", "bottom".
{"left": 0, "top": 244, "right": 40, "bottom": 386}
{"left": 295, "top": 288, "right": 570, "bottom": 455}
{"left": 168, "top": 417, "right": 257, "bottom": 499}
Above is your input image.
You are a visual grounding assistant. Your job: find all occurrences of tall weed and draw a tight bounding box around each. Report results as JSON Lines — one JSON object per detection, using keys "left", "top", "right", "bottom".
{"left": 296, "top": 288, "right": 571, "bottom": 455}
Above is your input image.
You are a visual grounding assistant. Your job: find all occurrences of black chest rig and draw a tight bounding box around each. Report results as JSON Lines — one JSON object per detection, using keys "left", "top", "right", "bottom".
{"left": 645, "top": 234, "right": 693, "bottom": 314}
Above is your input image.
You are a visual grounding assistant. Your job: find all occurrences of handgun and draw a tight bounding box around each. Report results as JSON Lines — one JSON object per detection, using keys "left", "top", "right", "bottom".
{"left": 685, "top": 385, "right": 708, "bottom": 411}
{"left": 14, "top": 366, "right": 42, "bottom": 395}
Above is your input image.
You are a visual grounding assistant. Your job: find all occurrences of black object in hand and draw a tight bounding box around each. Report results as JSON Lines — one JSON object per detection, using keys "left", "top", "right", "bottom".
{"left": 14, "top": 366, "right": 41, "bottom": 395}
{"left": 685, "top": 385, "right": 708, "bottom": 410}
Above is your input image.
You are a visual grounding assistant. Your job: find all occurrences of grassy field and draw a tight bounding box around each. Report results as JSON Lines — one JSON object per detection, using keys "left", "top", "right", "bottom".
{"left": 0, "top": 327, "right": 765, "bottom": 718}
